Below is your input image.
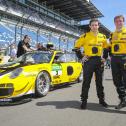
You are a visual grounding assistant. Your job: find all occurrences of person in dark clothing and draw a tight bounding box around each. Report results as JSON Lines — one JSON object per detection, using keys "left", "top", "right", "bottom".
{"left": 17, "top": 35, "right": 32, "bottom": 57}
{"left": 36, "top": 43, "right": 46, "bottom": 51}
{"left": 105, "top": 58, "right": 111, "bottom": 69}
{"left": 46, "top": 42, "right": 54, "bottom": 51}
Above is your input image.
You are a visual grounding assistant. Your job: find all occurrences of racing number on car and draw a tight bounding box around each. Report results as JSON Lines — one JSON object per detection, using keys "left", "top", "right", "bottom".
{"left": 56, "top": 70, "right": 58, "bottom": 75}
{"left": 51, "top": 64, "right": 62, "bottom": 76}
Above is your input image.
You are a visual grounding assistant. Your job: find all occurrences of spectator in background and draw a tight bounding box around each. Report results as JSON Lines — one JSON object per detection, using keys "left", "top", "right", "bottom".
{"left": 8, "top": 43, "right": 17, "bottom": 62}
{"left": 36, "top": 43, "right": 46, "bottom": 51}
{"left": 17, "top": 35, "right": 33, "bottom": 57}
{"left": 105, "top": 57, "right": 111, "bottom": 69}
{"left": 46, "top": 42, "right": 54, "bottom": 51}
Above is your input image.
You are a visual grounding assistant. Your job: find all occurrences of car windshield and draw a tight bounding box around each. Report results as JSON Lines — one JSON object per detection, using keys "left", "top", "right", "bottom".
{"left": 25, "top": 52, "right": 53, "bottom": 64}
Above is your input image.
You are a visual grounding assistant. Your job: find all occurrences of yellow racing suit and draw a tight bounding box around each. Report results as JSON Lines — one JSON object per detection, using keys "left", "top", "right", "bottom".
{"left": 75, "top": 31, "right": 108, "bottom": 102}
{"left": 75, "top": 31, "right": 108, "bottom": 57}
{"left": 109, "top": 27, "right": 126, "bottom": 101}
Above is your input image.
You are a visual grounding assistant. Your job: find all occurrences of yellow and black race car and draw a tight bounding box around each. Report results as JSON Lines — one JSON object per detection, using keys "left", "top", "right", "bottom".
{"left": 0, "top": 50, "right": 82, "bottom": 103}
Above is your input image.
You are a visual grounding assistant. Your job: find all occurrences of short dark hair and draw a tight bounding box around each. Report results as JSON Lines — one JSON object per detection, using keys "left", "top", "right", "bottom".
{"left": 89, "top": 18, "right": 100, "bottom": 25}
{"left": 114, "top": 15, "right": 125, "bottom": 22}
{"left": 24, "top": 35, "right": 29, "bottom": 39}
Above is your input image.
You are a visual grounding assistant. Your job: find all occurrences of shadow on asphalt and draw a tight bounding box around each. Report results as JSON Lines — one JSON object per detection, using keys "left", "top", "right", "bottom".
{"left": 50, "top": 84, "right": 72, "bottom": 91}
{"left": 36, "top": 101, "right": 126, "bottom": 114}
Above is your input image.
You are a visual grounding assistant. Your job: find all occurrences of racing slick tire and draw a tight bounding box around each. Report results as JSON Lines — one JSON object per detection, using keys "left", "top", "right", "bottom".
{"left": 35, "top": 71, "right": 51, "bottom": 97}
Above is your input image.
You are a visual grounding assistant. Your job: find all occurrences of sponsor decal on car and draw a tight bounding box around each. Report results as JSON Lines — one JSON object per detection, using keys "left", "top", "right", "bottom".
{"left": 51, "top": 64, "right": 62, "bottom": 76}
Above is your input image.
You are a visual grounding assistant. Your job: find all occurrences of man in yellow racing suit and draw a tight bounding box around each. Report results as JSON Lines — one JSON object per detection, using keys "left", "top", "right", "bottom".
{"left": 75, "top": 19, "right": 108, "bottom": 109}
{"left": 109, "top": 15, "right": 126, "bottom": 109}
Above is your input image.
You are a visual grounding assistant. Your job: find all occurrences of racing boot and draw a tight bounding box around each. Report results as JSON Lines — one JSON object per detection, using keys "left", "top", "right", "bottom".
{"left": 115, "top": 99, "right": 126, "bottom": 109}
{"left": 80, "top": 100, "right": 87, "bottom": 110}
{"left": 99, "top": 99, "right": 108, "bottom": 108}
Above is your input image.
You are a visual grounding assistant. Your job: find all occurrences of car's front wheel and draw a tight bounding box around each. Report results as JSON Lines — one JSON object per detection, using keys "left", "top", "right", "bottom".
{"left": 35, "top": 71, "right": 51, "bottom": 97}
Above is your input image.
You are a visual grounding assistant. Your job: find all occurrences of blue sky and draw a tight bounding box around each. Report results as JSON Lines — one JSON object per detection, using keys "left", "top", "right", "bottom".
{"left": 90, "top": 0, "right": 126, "bottom": 31}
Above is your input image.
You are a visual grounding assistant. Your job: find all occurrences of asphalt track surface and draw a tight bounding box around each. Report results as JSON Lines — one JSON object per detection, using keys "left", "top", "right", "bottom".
{"left": 0, "top": 69, "right": 126, "bottom": 126}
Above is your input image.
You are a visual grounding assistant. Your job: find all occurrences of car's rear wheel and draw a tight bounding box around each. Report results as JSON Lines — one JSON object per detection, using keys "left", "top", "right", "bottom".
{"left": 35, "top": 71, "right": 51, "bottom": 97}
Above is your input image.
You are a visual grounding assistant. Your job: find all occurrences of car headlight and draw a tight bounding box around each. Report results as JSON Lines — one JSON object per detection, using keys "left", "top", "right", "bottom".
{"left": 10, "top": 68, "right": 23, "bottom": 79}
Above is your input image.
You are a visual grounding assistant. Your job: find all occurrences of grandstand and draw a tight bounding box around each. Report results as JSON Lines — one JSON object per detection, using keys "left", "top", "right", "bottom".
{"left": 0, "top": 0, "right": 110, "bottom": 52}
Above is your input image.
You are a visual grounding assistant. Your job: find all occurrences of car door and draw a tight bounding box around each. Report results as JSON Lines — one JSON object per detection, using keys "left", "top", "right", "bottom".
{"left": 59, "top": 53, "right": 82, "bottom": 83}
{"left": 52, "top": 53, "right": 82, "bottom": 84}
{"left": 51, "top": 52, "right": 64, "bottom": 85}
